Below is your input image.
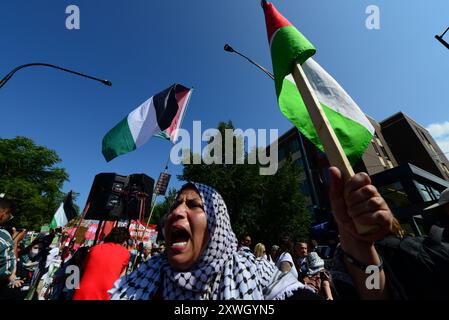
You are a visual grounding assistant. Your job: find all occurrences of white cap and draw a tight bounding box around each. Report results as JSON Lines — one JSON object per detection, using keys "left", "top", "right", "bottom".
{"left": 424, "top": 188, "right": 449, "bottom": 210}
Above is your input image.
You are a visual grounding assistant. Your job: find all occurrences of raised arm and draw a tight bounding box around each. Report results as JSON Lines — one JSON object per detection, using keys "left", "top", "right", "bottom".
{"left": 329, "top": 167, "right": 393, "bottom": 300}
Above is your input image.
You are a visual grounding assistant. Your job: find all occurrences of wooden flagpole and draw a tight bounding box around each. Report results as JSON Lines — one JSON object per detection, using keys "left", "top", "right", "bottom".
{"left": 291, "top": 63, "right": 377, "bottom": 234}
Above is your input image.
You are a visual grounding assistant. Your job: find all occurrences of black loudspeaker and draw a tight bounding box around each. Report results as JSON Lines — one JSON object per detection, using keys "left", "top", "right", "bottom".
{"left": 125, "top": 174, "right": 154, "bottom": 221}
{"left": 84, "top": 173, "right": 128, "bottom": 221}
{"left": 84, "top": 173, "right": 154, "bottom": 221}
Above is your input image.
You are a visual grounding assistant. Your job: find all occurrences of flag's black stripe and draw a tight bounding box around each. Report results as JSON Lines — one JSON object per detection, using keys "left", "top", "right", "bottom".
{"left": 63, "top": 190, "right": 78, "bottom": 221}
{"left": 153, "top": 84, "right": 179, "bottom": 131}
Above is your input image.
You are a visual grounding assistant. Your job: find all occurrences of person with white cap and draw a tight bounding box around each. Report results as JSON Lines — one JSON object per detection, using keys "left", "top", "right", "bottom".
{"left": 423, "top": 187, "right": 449, "bottom": 243}
{"left": 302, "top": 252, "right": 333, "bottom": 300}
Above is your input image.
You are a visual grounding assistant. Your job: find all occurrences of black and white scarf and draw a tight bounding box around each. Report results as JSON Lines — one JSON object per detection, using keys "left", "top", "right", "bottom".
{"left": 109, "top": 183, "right": 310, "bottom": 300}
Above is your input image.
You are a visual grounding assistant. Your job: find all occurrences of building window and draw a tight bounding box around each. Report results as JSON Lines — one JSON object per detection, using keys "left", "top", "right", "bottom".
{"left": 378, "top": 182, "right": 411, "bottom": 211}
{"left": 441, "top": 163, "right": 449, "bottom": 177}
{"left": 380, "top": 145, "right": 389, "bottom": 158}
{"left": 379, "top": 156, "right": 387, "bottom": 168}
{"left": 414, "top": 181, "right": 439, "bottom": 202}
{"left": 387, "top": 160, "right": 394, "bottom": 169}
{"left": 372, "top": 142, "right": 381, "bottom": 156}
{"left": 279, "top": 148, "right": 287, "bottom": 161}
{"left": 294, "top": 158, "right": 304, "bottom": 169}
{"left": 431, "top": 187, "right": 441, "bottom": 199}
{"left": 419, "top": 129, "right": 440, "bottom": 160}
{"left": 290, "top": 139, "right": 300, "bottom": 153}
{"left": 375, "top": 136, "right": 383, "bottom": 147}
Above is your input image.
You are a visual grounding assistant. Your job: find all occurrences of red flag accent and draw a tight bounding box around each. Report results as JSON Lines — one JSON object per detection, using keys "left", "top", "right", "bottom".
{"left": 264, "top": 2, "right": 292, "bottom": 44}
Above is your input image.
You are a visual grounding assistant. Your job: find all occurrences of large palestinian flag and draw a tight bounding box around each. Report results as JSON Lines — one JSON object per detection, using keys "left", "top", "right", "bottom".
{"left": 102, "top": 84, "right": 192, "bottom": 162}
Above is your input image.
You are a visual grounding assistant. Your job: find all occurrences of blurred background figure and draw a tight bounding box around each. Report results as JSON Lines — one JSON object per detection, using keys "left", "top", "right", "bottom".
{"left": 308, "top": 239, "right": 318, "bottom": 253}
{"left": 238, "top": 234, "right": 252, "bottom": 253}
{"left": 158, "top": 242, "right": 166, "bottom": 254}
{"left": 276, "top": 235, "right": 298, "bottom": 279}
{"left": 302, "top": 252, "right": 333, "bottom": 300}
{"left": 151, "top": 243, "right": 160, "bottom": 257}
{"left": 0, "top": 198, "right": 27, "bottom": 300}
{"left": 293, "top": 241, "right": 308, "bottom": 280}
{"left": 50, "top": 246, "right": 89, "bottom": 300}
{"left": 254, "top": 243, "right": 267, "bottom": 259}
{"left": 72, "top": 227, "right": 130, "bottom": 300}
{"left": 268, "top": 245, "right": 279, "bottom": 264}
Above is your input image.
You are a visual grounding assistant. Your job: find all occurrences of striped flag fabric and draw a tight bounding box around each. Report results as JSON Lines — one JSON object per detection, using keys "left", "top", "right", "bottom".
{"left": 49, "top": 203, "right": 68, "bottom": 229}
{"left": 102, "top": 84, "right": 192, "bottom": 162}
{"left": 262, "top": 1, "right": 374, "bottom": 164}
{"left": 49, "top": 191, "right": 79, "bottom": 229}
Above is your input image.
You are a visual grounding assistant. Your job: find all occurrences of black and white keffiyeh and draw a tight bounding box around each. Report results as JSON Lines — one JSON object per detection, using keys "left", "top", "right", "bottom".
{"left": 109, "top": 183, "right": 309, "bottom": 300}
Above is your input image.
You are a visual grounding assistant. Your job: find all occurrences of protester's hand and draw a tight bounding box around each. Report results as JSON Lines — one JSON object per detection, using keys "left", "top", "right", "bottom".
{"left": 329, "top": 166, "right": 393, "bottom": 244}
{"left": 8, "top": 276, "right": 24, "bottom": 288}
{"left": 13, "top": 229, "right": 27, "bottom": 243}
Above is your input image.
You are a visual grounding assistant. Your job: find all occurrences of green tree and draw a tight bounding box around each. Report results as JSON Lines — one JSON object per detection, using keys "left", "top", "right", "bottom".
{"left": 0, "top": 136, "right": 72, "bottom": 230}
{"left": 145, "top": 188, "right": 177, "bottom": 226}
{"left": 178, "top": 121, "right": 311, "bottom": 245}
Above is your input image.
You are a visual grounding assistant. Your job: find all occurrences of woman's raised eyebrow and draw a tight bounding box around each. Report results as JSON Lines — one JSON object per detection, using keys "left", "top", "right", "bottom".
{"left": 175, "top": 197, "right": 202, "bottom": 203}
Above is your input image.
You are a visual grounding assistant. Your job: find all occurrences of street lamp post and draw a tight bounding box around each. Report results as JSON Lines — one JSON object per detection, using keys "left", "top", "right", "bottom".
{"left": 224, "top": 44, "right": 274, "bottom": 80}
{"left": 223, "top": 43, "right": 321, "bottom": 211}
{"left": 435, "top": 27, "right": 449, "bottom": 50}
{"left": 0, "top": 63, "right": 112, "bottom": 89}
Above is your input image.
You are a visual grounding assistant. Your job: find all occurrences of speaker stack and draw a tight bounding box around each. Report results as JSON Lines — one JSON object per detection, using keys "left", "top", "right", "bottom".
{"left": 84, "top": 173, "right": 154, "bottom": 221}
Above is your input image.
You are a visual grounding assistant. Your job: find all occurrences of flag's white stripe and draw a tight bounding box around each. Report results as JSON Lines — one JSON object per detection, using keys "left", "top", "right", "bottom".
{"left": 127, "top": 96, "right": 161, "bottom": 148}
{"left": 53, "top": 203, "right": 67, "bottom": 227}
{"left": 286, "top": 58, "right": 374, "bottom": 135}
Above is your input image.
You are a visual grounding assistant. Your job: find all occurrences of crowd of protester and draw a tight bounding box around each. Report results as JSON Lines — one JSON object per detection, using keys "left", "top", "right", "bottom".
{"left": 1, "top": 167, "right": 449, "bottom": 300}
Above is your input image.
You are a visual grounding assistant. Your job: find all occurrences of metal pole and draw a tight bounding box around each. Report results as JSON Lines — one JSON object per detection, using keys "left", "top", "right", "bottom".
{"left": 296, "top": 130, "right": 320, "bottom": 209}
{"left": 435, "top": 27, "right": 449, "bottom": 50}
{"left": 145, "top": 194, "right": 159, "bottom": 227}
{"left": 0, "top": 63, "right": 112, "bottom": 89}
{"left": 93, "top": 220, "right": 104, "bottom": 246}
{"left": 224, "top": 44, "right": 274, "bottom": 80}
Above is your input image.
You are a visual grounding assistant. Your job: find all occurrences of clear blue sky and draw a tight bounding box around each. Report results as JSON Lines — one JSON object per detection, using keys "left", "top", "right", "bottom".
{"left": 1, "top": 0, "right": 449, "bottom": 210}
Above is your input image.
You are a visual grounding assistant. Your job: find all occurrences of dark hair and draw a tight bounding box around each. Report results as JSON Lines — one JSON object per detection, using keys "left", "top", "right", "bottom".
{"left": 104, "top": 227, "right": 130, "bottom": 244}
{"left": 309, "top": 239, "right": 318, "bottom": 251}
{"left": 0, "top": 198, "right": 14, "bottom": 213}
{"left": 240, "top": 234, "right": 251, "bottom": 242}
{"left": 68, "top": 247, "right": 89, "bottom": 266}
{"left": 280, "top": 234, "right": 293, "bottom": 253}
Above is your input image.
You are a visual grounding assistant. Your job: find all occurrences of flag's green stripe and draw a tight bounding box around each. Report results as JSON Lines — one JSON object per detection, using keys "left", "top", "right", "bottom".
{"left": 102, "top": 117, "right": 137, "bottom": 162}
{"left": 270, "top": 26, "right": 316, "bottom": 97}
{"left": 154, "top": 130, "right": 170, "bottom": 141}
{"left": 49, "top": 217, "right": 57, "bottom": 229}
{"left": 279, "top": 79, "right": 372, "bottom": 165}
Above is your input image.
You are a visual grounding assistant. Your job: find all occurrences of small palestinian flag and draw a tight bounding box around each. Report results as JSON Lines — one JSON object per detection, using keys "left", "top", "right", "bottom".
{"left": 262, "top": 1, "right": 374, "bottom": 164}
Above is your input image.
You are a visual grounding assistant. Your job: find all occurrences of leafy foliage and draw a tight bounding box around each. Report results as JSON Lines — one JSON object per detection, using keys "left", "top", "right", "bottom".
{"left": 0, "top": 136, "right": 74, "bottom": 230}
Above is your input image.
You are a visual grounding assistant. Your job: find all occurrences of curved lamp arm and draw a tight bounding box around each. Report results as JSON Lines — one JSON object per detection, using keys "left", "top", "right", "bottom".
{"left": 0, "top": 63, "right": 112, "bottom": 89}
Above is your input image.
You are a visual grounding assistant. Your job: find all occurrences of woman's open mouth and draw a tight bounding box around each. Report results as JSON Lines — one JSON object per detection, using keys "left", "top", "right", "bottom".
{"left": 169, "top": 225, "right": 191, "bottom": 252}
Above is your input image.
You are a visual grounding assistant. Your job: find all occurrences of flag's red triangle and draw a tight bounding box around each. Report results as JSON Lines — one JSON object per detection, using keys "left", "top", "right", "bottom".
{"left": 263, "top": 2, "right": 292, "bottom": 44}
